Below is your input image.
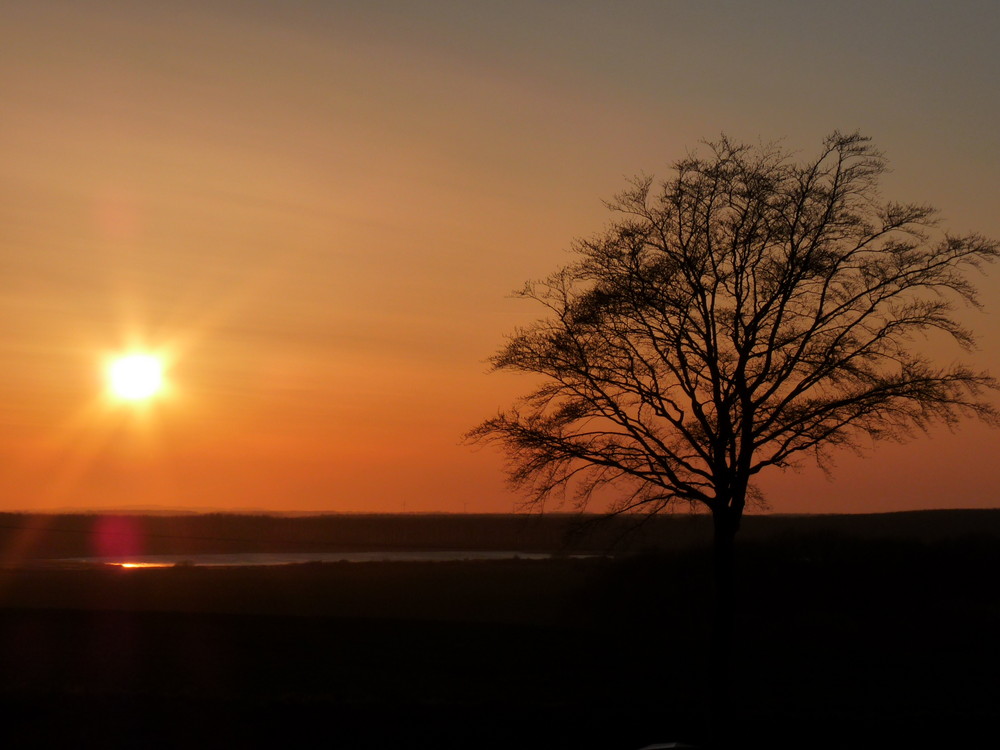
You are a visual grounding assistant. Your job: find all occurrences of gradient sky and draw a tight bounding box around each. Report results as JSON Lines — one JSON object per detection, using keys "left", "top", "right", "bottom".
{"left": 1, "top": 0, "right": 998, "bottom": 514}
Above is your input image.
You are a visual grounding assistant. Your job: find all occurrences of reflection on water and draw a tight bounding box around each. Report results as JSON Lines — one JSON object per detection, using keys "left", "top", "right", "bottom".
{"left": 66, "top": 550, "right": 565, "bottom": 568}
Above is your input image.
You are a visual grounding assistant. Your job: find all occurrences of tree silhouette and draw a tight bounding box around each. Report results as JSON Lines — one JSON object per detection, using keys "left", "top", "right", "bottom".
{"left": 470, "top": 131, "right": 997, "bottom": 739}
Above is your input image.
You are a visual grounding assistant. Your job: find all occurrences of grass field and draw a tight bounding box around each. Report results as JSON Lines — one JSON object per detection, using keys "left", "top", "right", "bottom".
{"left": 0, "top": 511, "right": 997, "bottom": 748}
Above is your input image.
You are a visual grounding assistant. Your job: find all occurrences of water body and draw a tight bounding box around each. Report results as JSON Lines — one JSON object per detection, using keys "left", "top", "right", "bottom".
{"left": 63, "top": 550, "right": 566, "bottom": 567}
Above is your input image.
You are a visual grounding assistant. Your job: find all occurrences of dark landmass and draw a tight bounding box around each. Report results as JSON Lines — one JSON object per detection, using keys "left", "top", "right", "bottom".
{"left": 0, "top": 510, "right": 997, "bottom": 748}
{"left": 2, "top": 508, "right": 999, "bottom": 560}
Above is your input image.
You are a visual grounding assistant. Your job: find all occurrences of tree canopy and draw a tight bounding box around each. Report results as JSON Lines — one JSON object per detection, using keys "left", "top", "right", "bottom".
{"left": 471, "top": 132, "right": 998, "bottom": 531}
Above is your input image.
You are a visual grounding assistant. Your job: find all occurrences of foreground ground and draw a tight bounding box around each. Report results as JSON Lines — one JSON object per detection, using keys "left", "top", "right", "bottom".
{"left": 0, "top": 512, "right": 997, "bottom": 748}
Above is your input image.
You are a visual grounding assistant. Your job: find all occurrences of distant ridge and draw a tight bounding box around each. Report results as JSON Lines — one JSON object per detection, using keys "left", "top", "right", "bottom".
{"left": 0, "top": 508, "right": 997, "bottom": 563}
{"left": 9, "top": 507, "right": 998, "bottom": 518}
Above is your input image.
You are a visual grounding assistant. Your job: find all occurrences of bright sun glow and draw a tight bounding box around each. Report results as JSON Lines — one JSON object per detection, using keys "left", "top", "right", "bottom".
{"left": 107, "top": 354, "right": 164, "bottom": 401}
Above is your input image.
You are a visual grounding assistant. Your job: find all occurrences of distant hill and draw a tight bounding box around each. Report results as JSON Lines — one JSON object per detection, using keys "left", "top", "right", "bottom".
{"left": 0, "top": 509, "right": 997, "bottom": 563}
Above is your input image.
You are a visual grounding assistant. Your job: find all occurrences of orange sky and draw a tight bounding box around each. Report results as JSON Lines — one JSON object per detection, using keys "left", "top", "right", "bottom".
{"left": 1, "top": 1, "right": 998, "bottom": 514}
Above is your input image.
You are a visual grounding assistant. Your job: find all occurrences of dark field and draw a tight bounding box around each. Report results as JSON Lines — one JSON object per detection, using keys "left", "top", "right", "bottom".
{"left": 0, "top": 511, "right": 998, "bottom": 748}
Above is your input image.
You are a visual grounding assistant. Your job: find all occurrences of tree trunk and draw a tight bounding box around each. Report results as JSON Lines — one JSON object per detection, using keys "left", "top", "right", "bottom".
{"left": 709, "top": 506, "right": 739, "bottom": 748}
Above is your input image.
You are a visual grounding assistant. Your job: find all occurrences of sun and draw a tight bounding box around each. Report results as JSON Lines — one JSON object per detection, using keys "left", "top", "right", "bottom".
{"left": 107, "top": 354, "right": 165, "bottom": 401}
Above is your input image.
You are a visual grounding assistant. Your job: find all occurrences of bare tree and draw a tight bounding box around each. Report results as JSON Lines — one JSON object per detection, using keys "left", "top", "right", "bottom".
{"left": 469, "top": 132, "right": 997, "bottom": 733}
